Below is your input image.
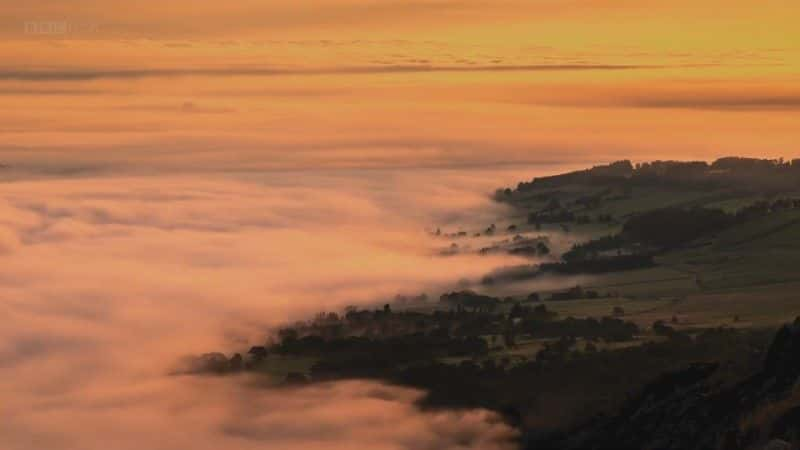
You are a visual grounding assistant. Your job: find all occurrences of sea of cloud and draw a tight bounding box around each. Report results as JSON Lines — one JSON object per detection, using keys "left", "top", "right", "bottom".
{"left": 0, "top": 165, "right": 563, "bottom": 449}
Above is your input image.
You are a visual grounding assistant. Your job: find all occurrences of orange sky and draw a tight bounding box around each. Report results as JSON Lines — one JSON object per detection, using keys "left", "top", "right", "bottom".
{"left": 1, "top": 0, "right": 798, "bottom": 170}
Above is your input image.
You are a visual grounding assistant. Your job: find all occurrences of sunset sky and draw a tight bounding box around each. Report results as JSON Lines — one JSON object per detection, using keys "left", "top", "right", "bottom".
{"left": 1, "top": 0, "right": 798, "bottom": 172}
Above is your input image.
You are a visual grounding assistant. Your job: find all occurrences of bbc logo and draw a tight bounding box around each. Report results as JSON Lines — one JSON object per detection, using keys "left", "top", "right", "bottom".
{"left": 24, "top": 21, "right": 99, "bottom": 35}
{"left": 25, "top": 21, "right": 68, "bottom": 35}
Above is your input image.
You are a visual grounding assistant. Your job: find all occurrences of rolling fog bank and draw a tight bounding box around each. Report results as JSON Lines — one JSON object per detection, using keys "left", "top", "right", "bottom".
{"left": 0, "top": 165, "right": 569, "bottom": 449}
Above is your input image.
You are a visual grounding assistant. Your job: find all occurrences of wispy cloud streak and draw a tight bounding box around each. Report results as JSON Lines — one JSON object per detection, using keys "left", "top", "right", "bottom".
{"left": 0, "top": 63, "right": 660, "bottom": 81}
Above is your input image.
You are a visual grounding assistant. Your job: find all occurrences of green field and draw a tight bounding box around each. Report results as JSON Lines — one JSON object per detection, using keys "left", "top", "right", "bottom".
{"left": 506, "top": 194, "right": 800, "bottom": 329}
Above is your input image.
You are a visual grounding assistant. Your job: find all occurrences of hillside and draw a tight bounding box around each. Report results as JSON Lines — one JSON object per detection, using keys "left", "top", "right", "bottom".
{"left": 477, "top": 157, "right": 800, "bottom": 331}
{"left": 189, "top": 158, "right": 800, "bottom": 450}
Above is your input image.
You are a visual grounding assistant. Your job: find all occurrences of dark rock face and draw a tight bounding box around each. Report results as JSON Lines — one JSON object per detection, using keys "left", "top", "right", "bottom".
{"left": 771, "top": 409, "right": 800, "bottom": 444}
{"left": 540, "top": 319, "right": 800, "bottom": 450}
{"left": 761, "top": 440, "right": 793, "bottom": 450}
{"left": 763, "top": 319, "right": 800, "bottom": 390}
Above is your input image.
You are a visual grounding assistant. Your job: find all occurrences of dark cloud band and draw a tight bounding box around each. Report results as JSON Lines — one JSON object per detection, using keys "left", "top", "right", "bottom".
{"left": 0, "top": 63, "right": 657, "bottom": 81}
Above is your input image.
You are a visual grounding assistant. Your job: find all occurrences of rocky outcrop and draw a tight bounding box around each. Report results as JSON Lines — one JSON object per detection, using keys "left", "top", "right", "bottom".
{"left": 763, "top": 318, "right": 800, "bottom": 390}
{"left": 540, "top": 319, "right": 800, "bottom": 450}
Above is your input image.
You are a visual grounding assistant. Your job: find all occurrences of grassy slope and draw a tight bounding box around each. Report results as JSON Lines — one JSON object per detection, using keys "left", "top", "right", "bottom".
{"left": 260, "top": 183, "right": 800, "bottom": 376}
{"left": 499, "top": 183, "right": 800, "bottom": 331}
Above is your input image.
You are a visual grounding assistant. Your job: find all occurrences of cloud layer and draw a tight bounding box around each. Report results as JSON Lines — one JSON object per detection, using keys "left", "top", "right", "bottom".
{"left": 1, "top": 375, "right": 518, "bottom": 450}
{"left": 0, "top": 167, "right": 537, "bottom": 449}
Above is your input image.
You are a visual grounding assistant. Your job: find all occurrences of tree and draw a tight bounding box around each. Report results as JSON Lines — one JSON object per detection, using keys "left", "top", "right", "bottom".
{"left": 278, "top": 327, "right": 299, "bottom": 343}
{"left": 536, "top": 242, "right": 550, "bottom": 255}
{"left": 503, "top": 327, "right": 517, "bottom": 348}
{"left": 546, "top": 198, "right": 561, "bottom": 211}
{"left": 248, "top": 346, "right": 268, "bottom": 361}
{"left": 229, "top": 353, "right": 243, "bottom": 371}
{"left": 622, "top": 207, "right": 734, "bottom": 249}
